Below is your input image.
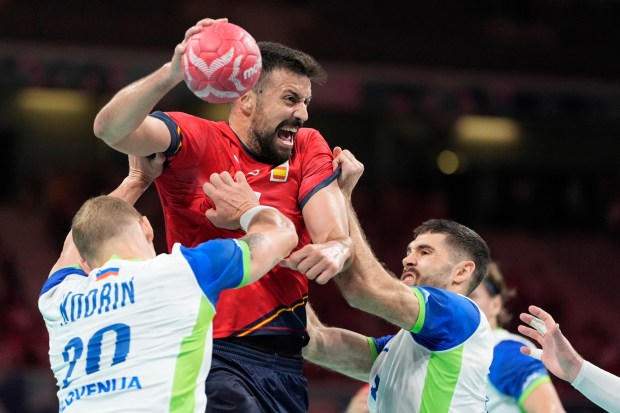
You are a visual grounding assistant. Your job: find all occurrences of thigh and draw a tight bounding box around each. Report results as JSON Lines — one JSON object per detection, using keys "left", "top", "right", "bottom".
{"left": 205, "top": 354, "right": 308, "bottom": 413}
{"left": 205, "top": 365, "right": 263, "bottom": 413}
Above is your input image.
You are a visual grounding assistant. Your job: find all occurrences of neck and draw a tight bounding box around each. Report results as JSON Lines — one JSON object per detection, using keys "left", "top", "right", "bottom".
{"left": 228, "top": 112, "right": 251, "bottom": 148}
{"left": 94, "top": 237, "right": 154, "bottom": 268}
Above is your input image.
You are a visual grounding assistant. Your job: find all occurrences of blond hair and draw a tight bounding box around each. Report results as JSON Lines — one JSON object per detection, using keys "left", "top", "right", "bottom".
{"left": 71, "top": 196, "right": 142, "bottom": 263}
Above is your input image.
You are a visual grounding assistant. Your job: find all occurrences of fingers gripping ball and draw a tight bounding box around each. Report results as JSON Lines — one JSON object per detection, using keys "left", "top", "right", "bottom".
{"left": 182, "top": 22, "right": 262, "bottom": 103}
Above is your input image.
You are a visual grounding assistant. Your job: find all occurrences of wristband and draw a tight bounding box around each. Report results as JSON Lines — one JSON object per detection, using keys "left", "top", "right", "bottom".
{"left": 240, "top": 206, "right": 277, "bottom": 232}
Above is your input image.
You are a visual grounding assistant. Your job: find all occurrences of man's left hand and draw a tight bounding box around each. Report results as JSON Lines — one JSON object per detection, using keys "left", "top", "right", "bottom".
{"left": 281, "top": 239, "right": 351, "bottom": 284}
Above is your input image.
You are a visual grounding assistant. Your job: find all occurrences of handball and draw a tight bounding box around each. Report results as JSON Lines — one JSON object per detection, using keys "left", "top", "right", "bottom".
{"left": 181, "top": 22, "right": 262, "bottom": 103}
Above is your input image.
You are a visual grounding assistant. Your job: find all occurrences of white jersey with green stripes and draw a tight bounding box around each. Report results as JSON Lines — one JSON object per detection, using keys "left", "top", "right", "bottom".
{"left": 367, "top": 286, "right": 493, "bottom": 413}
{"left": 38, "top": 239, "right": 250, "bottom": 413}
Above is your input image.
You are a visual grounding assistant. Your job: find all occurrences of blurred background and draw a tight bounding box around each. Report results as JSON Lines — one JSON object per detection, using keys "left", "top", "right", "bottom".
{"left": 1, "top": 0, "right": 619, "bottom": 412}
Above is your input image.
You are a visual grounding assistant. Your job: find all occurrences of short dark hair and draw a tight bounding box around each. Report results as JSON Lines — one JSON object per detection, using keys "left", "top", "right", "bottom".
{"left": 413, "top": 219, "right": 490, "bottom": 295}
{"left": 255, "top": 41, "right": 327, "bottom": 90}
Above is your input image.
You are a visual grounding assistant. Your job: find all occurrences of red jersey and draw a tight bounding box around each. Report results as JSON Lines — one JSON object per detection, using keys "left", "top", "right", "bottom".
{"left": 150, "top": 111, "right": 337, "bottom": 340}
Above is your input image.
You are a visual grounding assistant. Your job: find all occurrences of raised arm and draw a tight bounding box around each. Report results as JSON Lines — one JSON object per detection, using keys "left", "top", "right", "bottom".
{"left": 303, "top": 303, "right": 374, "bottom": 382}
{"left": 108, "top": 153, "right": 165, "bottom": 204}
{"left": 50, "top": 154, "right": 165, "bottom": 275}
{"left": 93, "top": 18, "right": 226, "bottom": 155}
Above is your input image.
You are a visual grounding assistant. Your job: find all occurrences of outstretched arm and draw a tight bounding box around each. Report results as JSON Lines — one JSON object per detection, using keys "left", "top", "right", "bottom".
{"left": 519, "top": 305, "right": 620, "bottom": 412}
{"left": 203, "top": 171, "right": 298, "bottom": 283}
{"left": 303, "top": 303, "right": 374, "bottom": 382}
{"left": 93, "top": 18, "right": 227, "bottom": 155}
{"left": 330, "top": 148, "right": 422, "bottom": 330}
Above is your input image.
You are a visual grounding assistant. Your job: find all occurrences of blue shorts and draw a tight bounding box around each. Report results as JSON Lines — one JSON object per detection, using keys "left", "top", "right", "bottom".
{"left": 205, "top": 340, "right": 308, "bottom": 413}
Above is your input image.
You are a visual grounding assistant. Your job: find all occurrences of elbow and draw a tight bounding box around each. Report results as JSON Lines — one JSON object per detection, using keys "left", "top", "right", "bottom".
{"left": 93, "top": 113, "right": 108, "bottom": 141}
{"left": 93, "top": 113, "right": 122, "bottom": 147}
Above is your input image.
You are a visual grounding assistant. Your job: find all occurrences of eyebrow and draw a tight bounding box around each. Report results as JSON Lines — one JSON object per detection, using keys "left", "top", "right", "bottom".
{"left": 406, "top": 243, "right": 435, "bottom": 255}
{"left": 285, "top": 89, "right": 312, "bottom": 103}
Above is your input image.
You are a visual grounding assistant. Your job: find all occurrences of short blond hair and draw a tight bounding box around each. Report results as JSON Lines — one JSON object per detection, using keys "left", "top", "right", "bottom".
{"left": 71, "top": 196, "right": 142, "bottom": 263}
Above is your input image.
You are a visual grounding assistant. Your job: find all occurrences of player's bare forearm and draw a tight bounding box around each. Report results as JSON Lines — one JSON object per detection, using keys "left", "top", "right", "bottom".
{"left": 50, "top": 155, "right": 163, "bottom": 275}
{"left": 335, "top": 201, "right": 421, "bottom": 330}
{"left": 108, "top": 154, "right": 165, "bottom": 206}
{"left": 93, "top": 64, "right": 179, "bottom": 153}
{"left": 304, "top": 304, "right": 372, "bottom": 382}
{"left": 107, "top": 177, "right": 150, "bottom": 206}
{"left": 49, "top": 232, "right": 82, "bottom": 276}
{"left": 279, "top": 237, "right": 352, "bottom": 284}
{"left": 242, "top": 209, "right": 298, "bottom": 284}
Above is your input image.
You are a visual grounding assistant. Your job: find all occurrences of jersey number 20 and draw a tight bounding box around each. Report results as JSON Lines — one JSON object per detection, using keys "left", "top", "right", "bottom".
{"left": 62, "top": 323, "right": 130, "bottom": 388}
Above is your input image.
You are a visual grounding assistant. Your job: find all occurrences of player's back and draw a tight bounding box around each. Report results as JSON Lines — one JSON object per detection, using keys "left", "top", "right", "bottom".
{"left": 39, "top": 249, "right": 216, "bottom": 413}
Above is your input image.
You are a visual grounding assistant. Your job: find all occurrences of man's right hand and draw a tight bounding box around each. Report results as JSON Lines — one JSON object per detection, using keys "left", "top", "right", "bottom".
{"left": 170, "top": 18, "right": 229, "bottom": 81}
{"left": 203, "top": 171, "right": 259, "bottom": 230}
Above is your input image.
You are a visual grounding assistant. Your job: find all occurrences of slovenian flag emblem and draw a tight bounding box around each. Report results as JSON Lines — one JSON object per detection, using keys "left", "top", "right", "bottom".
{"left": 270, "top": 161, "right": 289, "bottom": 182}
{"left": 96, "top": 267, "right": 120, "bottom": 281}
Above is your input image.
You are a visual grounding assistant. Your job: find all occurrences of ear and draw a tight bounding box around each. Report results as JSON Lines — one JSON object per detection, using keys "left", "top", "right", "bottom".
{"left": 238, "top": 90, "right": 256, "bottom": 115}
{"left": 79, "top": 256, "right": 93, "bottom": 274}
{"left": 140, "top": 216, "right": 155, "bottom": 244}
{"left": 453, "top": 260, "right": 475, "bottom": 287}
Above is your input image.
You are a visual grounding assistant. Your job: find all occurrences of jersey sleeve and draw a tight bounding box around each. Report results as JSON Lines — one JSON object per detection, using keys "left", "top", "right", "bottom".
{"left": 369, "top": 334, "right": 395, "bottom": 361}
{"left": 40, "top": 266, "right": 86, "bottom": 297}
{"left": 409, "top": 286, "right": 482, "bottom": 351}
{"left": 148, "top": 111, "right": 208, "bottom": 169}
{"left": 179, "top": 238, "right": 251, "bottom": 305}
{"left": 489, "top": 340, "right": 551, "bottom": 404}
{"left": 297, "top": 129, "right": 339, "bottom": 209}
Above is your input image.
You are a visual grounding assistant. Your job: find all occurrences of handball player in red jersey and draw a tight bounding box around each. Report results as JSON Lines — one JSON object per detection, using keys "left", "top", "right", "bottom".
{"left": 93, "top": 18, "right": 352, "bottom": 413}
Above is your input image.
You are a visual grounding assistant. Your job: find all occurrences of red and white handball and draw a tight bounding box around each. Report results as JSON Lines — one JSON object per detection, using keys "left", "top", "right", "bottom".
{"left": 181, "top": 22, "right": 262, "bottom": 103}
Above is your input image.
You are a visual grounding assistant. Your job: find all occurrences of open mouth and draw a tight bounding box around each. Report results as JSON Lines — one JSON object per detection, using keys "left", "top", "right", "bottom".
{"left": 400, "top": 271, "right": 417, "bottom": 286}
{"left": 277, "top": 126, "right": 297, "bottom": 147}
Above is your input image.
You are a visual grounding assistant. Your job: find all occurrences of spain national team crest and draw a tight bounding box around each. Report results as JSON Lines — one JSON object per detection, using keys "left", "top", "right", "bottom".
{"left": 270, "top": 161, "right": 289, "bottom": 182}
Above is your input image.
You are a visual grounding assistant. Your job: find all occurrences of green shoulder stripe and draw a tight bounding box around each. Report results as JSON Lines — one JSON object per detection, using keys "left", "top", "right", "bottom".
{"left": 409, "top": 287, "right": 426, "bottom": 333}
{"left": 518, "top": 375, "right": 551, "bottom": 407}
{"left": 367, "top": 337, "right": 379, "bottom": 361}
{"left": 237, "top": 239, "right": 252, "bottom": 288}
{"left": 169, "top": 296, "right": 215, "bottom": 412}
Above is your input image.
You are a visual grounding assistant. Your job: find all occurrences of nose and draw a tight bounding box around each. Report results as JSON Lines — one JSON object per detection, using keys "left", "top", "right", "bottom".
{"left": 294, "top": 102, "right": 309, "bottom": 123}
{"left": 402, "top": 252, "right": 416, "bottom": 268}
